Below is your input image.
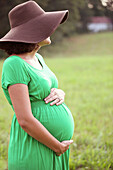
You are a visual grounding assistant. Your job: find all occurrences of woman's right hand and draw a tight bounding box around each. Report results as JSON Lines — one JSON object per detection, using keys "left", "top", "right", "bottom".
{"left": 56, "top": 140, "right": 73, "bottom": 156}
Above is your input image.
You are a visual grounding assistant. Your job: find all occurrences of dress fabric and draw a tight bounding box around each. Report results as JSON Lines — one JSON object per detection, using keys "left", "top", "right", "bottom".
{"left": 1, "top": 53, "right": 74, "bottom": 170}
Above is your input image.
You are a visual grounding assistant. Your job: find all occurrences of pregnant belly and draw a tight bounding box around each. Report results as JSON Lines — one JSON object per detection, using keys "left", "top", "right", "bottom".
{"left": 31, "top": 100, "right": 74, "bottom": 141}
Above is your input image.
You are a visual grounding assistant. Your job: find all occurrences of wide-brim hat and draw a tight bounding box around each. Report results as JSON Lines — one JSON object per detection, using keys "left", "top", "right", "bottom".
{"left": 0, "top": 0, "right": 69, "bottom": 44}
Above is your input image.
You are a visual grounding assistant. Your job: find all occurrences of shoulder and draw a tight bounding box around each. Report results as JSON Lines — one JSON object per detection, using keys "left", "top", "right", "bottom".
{"left": 2, "top": 56, "right": 30, "bottom": 90}
{"left": 2, "top": 56, "right": 27, "bottom": 75}
{"left": 3, "top": 55, "right": 24, "bottom": 70}
{"left": 3, "top": 55, "right": 22, "bottom": 65}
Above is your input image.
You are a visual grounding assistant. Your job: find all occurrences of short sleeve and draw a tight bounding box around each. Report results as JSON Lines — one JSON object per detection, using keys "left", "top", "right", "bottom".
{"left": 1, "top": 56, "right": 30, "bottom": 90}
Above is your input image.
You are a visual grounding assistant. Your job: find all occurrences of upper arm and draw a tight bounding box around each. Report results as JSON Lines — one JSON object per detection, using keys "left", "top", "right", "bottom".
{"left": 8, "top": 84, "right": 33, "bottom": 126}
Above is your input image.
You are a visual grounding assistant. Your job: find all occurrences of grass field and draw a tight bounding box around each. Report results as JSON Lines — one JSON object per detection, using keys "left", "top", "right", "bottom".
{"left": 0, "top": 32, "right": 113, "bottom": 169}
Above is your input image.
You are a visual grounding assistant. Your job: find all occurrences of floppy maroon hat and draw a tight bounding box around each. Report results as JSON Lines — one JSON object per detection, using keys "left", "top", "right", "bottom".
{"left": 0, "top": 0, "right": 69, "bottom": 43}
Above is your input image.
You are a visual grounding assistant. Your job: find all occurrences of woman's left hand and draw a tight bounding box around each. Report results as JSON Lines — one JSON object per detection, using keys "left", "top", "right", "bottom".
{"left": 44, "top": 88, "right": 65, "bottom": 106}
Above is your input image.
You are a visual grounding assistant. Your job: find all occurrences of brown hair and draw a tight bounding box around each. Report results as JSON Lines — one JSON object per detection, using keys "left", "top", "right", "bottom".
{"left": 0, "top": 42, "right": 39, "bottom": 55}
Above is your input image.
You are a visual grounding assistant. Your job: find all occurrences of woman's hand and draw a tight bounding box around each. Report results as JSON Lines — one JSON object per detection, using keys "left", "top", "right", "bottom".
{"left": 56, "top": 140, "right": 73, "bottom": 156}
{"left": 44, "top": 88, "right": 65, "bottom": 106}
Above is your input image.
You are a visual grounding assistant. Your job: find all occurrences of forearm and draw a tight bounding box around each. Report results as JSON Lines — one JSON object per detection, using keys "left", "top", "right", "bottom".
{"left": 20, "top": 116, "right": 61, "bottom": 153}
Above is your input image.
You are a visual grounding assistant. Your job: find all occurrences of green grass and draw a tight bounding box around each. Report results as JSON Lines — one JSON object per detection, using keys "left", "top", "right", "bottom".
{"left": 0, "top": 32, "right": 113, "bottom": 169}
{"left": 0, "top": 61, "right": 12, "bottom": 170}
{"left": 46, "top": 56, "right": 113, "bottom": 170}
{"left": 41, "top": 31, "right": 113, "bottom": 58}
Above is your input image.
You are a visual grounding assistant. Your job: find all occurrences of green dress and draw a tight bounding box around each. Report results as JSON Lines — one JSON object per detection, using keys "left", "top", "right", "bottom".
{"left": 1, "top": 53, "right": 74, "bottom": 170}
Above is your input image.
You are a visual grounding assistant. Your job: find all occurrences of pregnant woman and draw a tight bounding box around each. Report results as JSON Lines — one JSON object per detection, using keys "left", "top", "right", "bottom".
{"left": 0, "top": 1, "right": 74, "bottom": 170}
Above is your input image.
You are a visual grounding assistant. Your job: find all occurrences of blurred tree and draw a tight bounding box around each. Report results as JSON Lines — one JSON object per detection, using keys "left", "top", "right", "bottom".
{"left": 88, "top": 0, "right": 113, "bottom": 23}
{"left": 76, "top": 0, "right": 94, "bottom": 32}
{"left": 104, "top": 0, "right": 113, "bottom": 23}
{"left": 0, "top": 0, "right": 112, "bottom": 58}
{"left": 106, "top": 0, "right": 113, "bottom": 11}
{"left": 35, "top": 0, "right": 49, "bottom": 8}
{"left": 0, "top": 0, "right": 10, "bottom": 38}
{"left": 43, "top": 0, "right": 80, "bottom": 42}
{"left": 89, "top": 0, "right": 106, "bottom": 16}
{"left": 77, "top": 0, "right": 113, "bottom": 32}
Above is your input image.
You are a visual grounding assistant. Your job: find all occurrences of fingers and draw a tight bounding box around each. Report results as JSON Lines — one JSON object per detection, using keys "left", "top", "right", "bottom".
{"left": 44, "top": 90, "right": 56, "bottom": 102}
{"left": 61, "top": 140, "right": 73, "bottom": 145}
{"left": 56, "top": 145, "right": 69, "bottom": 156}
{"left": 55, "top": 99, "right": 64, "bottom": 106}
{"left": 51, "top": 88, "right": 56, "bottom": 92}
{"left": 56, "top": 153, "right": 61, "bottom": 156}
{"left": 45, "top": 97, "right": 64, "bottom": 106}
{"left": 55, "top": 145, "right": 69, "bottom": 156}
{"left": 44, "top": 95, "right": 58, "bottom": 103}
{"left": 55, "top": 140, "right": 73, "bottom": 157}
{"left": 64, "top": 145, "right": 69, "bottom": 152}
{"left": 44, "top": 88, "right": 65, "bottom": 106}
{"left": 50, "top": 98, "right": 60, "bottom": 106}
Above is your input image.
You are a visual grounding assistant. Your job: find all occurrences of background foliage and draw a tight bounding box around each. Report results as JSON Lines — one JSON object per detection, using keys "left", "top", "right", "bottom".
{"left": 0, "top": 0, "right": 112, "bottom": 52}
{"left": 0, "top": 0, "right": 113, "bottom": 169}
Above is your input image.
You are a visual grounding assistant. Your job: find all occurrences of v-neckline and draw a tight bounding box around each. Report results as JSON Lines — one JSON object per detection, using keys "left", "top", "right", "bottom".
{"left": 10, "top": 53, "right": 44, "bottom": 71}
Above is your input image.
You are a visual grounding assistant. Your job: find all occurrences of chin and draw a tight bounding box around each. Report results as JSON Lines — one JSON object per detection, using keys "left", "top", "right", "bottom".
{"left": 47, "top": 41, "right": 51, "bottom": 45}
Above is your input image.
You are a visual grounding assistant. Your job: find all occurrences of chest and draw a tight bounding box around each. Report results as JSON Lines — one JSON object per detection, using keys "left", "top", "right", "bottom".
{"left": 28, "top": 66, "right": 58, "bottom": 99}
{"left": 24, "top": 58, "right": 43, "bottom": 70}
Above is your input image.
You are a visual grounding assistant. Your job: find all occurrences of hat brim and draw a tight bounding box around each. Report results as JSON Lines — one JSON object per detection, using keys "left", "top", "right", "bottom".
{"left": 0, "top": 10, "right": 69, "bottom": 43}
